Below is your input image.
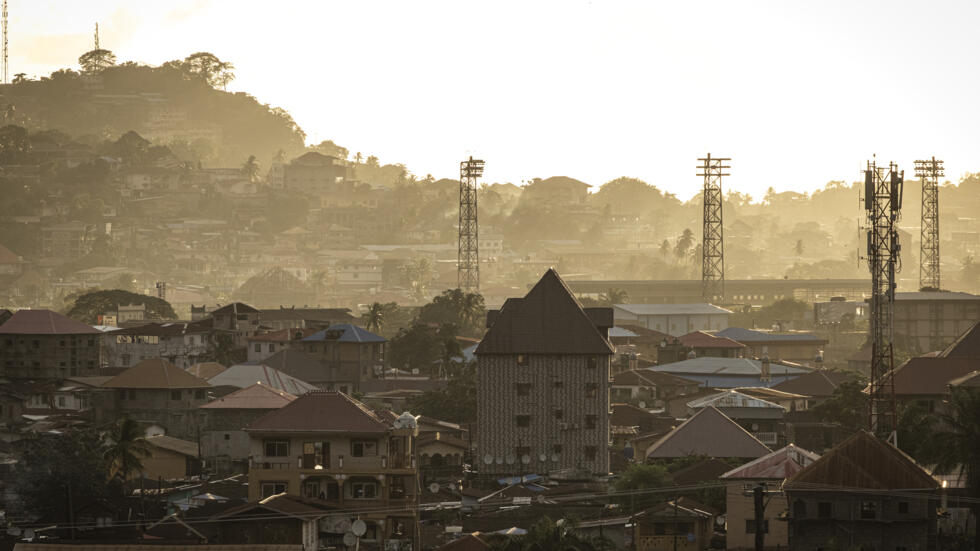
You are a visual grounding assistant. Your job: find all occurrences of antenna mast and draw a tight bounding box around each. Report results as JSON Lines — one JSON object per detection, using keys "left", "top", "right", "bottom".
{"left": 864, "top": 158, "right": 902, "bottom": 436}
{"left": 2, "top": 0, "right": 8, "bottom": 84}
{"left": 458, "top": 156, "right": 484, "bottom": 292}
{"left": 698, "top": 153, "right": 730, "bottom": 302}
{"left": 94, "top": 22, "right": 100, "bottom": 51}
{"left": 915, "top": 157, "right": 943, "bottom": 290}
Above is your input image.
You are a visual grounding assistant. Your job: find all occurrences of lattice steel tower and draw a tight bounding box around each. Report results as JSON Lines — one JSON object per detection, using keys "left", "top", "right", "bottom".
{"left": 915, "top": 157, "right": 943, "bottom": 290}
{"left": 458, "top": 157, "right": 484, "bottom": 292}
{"left": 863, "top": 159, "right": 903, "bottom": 436}
{"left": 2, "top": 0, "right": 8, "bottom": 85}
{"left": 698, "top": 154, "right": 729, "bottom": 301}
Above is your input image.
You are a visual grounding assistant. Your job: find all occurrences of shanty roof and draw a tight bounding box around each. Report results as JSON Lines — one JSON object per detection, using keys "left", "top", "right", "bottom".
{"left": 939, "top": 321, "right": 980, "bottom": 358}
{"left": 207, "top": 364, "right": 316, "bottom": 395}
{"left": 784, "top": 431, "right": 938, "bottom": 491}
{"left": 878, "top": 357, "right": 977, "bottom": 396}
{"left": 108, "top": 320, "right": 212, "bottom": 337}
{"left": 199, "top": 382, "right": 297, "bottom": 410}
{"left": 687, "top": 389, "right": 786, "bottom": 410}
{"left": 0, "top": 309, "right": 99, "bottom": 335}
{"left": 186, "top": 362, "right": 227, "bottom": 380}
{"left": 715, "top": 327, "right": 828, "bottom": 343}
{"left": 247, "top": 390, "right": 390, "bottom": 433}
{"left": 735, "top": 386, "right": 808, "bottom": 401}
{"left": 302, "top": 323, "right": 386, "bottom": 343}
{"left": 679, "top": 331, "right": 745, "bottom": 349}
{"left": 144, "top": 435, "right": 199, "bottom": 457}
{"left": 103, "top": 359, "right": 211, "bottom": 389}
{"left": 645, "top": 406, "right": 771, "bottom": 459}
{"left": 721, "top": 444, "right": 819, "bottom": 480}
{"left": 476, "top": 269, "right": 614, "bottom": 355}
{"left": 210, "top": 302, "right": 260, "bottom": 315}
{"left": 614, "top": 303, "right": 732, "bottom": 316}
{"left": 771, "top": 369, "right": 854, "bottom": 397}
{"left": 262, "top": 348, "right": 328, "bottom": 382}
{"left": 647, "top": 357, "right": 809, "bottom": 377}
{"left": 608, "top": 326, "right": 640, "bottom": 338}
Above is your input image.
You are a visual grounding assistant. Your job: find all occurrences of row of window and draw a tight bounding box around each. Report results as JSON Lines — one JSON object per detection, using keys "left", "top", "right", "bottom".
{"left": 515, "top": 355, "right": 602, "bottom": 368}
{"left": 515, "top": 414, "right": 598, "bottom": 429}
{"left": 515, "top": 382, "right": 600, "bottom": 397}
{"left": 119, "top": 389, "right": 207, "bottom": 401}
{"left": 261, "top": 478, "right": 383, "bottom": 500}
{"left": 264, "top": 439, "right": 378, "bottom": 458}
{"left": 3, "top": 338, "right": 97, "bottom": 347}
{"left": 508, "top": 445, "right": 598, "bottom": 461}
{"left": 792, "top": 500, "right": 910, "bottom": 519}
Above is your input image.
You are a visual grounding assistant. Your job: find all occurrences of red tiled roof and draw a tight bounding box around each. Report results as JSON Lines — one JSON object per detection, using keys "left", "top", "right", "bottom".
{"left": 476, "top": 269, "right": 614, "bottom": 355}
{"left": 0, "top": 309, "right": 99, "bottom": 335}
{"left": 784, "top": 431, "right": 937, "bottom": 490}
{"left": 104, "top": 359, "right": 211, "bottom": 389}
{"left": 679, "top": 331, "right": 745, "bottom": 349}
{"left": 246, "top": 390, "right": 390, "bottom": 433}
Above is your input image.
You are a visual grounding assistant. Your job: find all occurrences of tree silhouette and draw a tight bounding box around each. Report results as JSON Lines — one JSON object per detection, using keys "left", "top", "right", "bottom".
{"left": 241, "top": 155, "right": 260, "bottom": 182}
{"left": 674, "top": 228, "right": 694, "bottom": 260}
{"left": 78, "top": 49, "right": 117, "bottom": 73}
{"left": 104, "top": 417, "right": 151, "bottom": 482}
{"left": 931, "top": 387, "right": 980, "bottom": 551}
{"left": 599, "top": 288, "right": 628, "bottom": 306}
{"left": 183, "top": 52, "right": 235, "bottom": 89}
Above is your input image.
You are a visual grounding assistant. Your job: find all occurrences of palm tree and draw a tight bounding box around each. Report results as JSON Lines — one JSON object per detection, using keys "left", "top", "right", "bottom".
{"left": 598, "top": 288, "right": 628, "bottom": 306}
{"left": 104, "top": 418, "right": 151, "bottom": 482}
{"left": 364, "top": 302, "right": 387, "bottom": 333}
{"left": 489, "top": 516, "right": 609, "bottom": 551}
{"left": 459, "top": 291, "right": 486, "bottom": 332}
{"left": 674, "top": 228, "right": 694, "bottom": 260}
{"left": 401, "top": 258, "right": 434, "bottom": 303}
{"left": 241, "top": 155, "right": 260, "bottom": 182}
{"left": 933, "top": 387, "right": 980, "bottom": 551}
{"left": 659, "top": 239, "right": 671, "bottom": 261}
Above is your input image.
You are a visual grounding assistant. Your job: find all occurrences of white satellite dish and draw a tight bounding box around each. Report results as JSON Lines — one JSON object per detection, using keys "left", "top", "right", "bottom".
{"left": 483, "top": 454, "right": 494, "bottom": 465}
{"left": 506, "top": 454, "right": 516, "bottom": 465}
{"left": 429, "top": 482, "right": 440, "bottom": 494}
{"left": 638, "top": 401, "right": 646, "bottom": 409}
{"left": 521, "top": 454, "right": 531, "bottom": 464}
{"left": 351, "top": 520, "right": 367, "bottom": 537}
{"left": 495, "top": 456, "right": 504, "bottom": 465}
{"left": 343, "top": 532, "right": 358, "bottom": 546}
{"left": 539, "top": 453, "right": 548, "bottom": 462}
{"left": 550, "top": 454, "right": 559, "bottom": 462}
{"left": 449, "top": 482, "right": 457, "bottom": 491}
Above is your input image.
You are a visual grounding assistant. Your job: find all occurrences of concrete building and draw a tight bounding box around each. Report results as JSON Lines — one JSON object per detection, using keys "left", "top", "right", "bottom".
{"left": 647, "top": 357, "right": 810, "bottom": 388}
{"left": 715, "top": 327, "right": 829, "bottom": 364}
{"left": 0, "top": 309, "right": 102, "bottom": 379}
{"left": 685, "top": 389, "right": 787, "bottom": 447}
{"left": 210, "top": 302, "right": 261, "bottom": 348}
{"left": 613, "top": 303, "right": 732, "bottom": 336}
{"left": 475, "top": 269, "right": 614, "bottom": 477}
{"left": 893, "top": 291, "right": 980, "bottom": 353}
{"left": 784, "top": 431, "right": 939, "bottom": 551}
{"left": 299, "top": 324, "right": 387, "bottom": 394}
{"left": 103, "top": 320, "right": 213, "bottom": 369}
{"left": 141, "top": 435, "right": 202, "bottom": 481}
{"left": 245, "top": 391, "right": 419, "bottom": 550}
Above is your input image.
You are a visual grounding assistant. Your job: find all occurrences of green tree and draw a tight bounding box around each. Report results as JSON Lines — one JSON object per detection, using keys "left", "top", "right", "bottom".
{"left": 64, "top": 289, "right": 177, "bottom": 324}
{"left": 401, "top": 257, "right": 435, "bottom": 303}
{"left": 598, "top": 288, "right": 628, "bottom": 306}
{"left": 183, "top": 52, "right": 235, "bottom": 89}
{"left": 389, "top": 322, "right": 442, "bottom": 376}
{"left": 406, "top": 364, "right": 477, "bottom": 424}
{"left": 363, "top": 302, "right": 398, "bottom": 333}
{"left": 659, "top": 239, "right": 671, "bottom": 261}
{"left": 812, "top": 379, "right": 868, "bottom": 436}
{"left": 417, "top": 289, "right": 486, "bottom": 337}
{"left": 932, "top": 387, "right": 980, "bottom": 551}
{"left": 674, "top": 228, "right": 694, "bottom": 260}
{"left": 15, "top": 429, "right": 110, "bottom": 519}
{"left": 104, "top": 418, "right": 151, "bottom": 482}
{"left": 113, "top": 272, "right": 136, "bottom": 292}
{"left": 309, "top": 139, "right": 349, "bottom": 160}
{"left": 241, "top": 154, "right": 260, "bottom": 182}
{"left": 0, "top": 124, "right": 31, "bottom": 163}
{"left": 78, "top": 49, "right": 117, "bottom": 72}
{"left": 488, "top": 516, "right": 610, "bottom": 551}
{"left": 613, "top": 463, "right": 673, "bottom": 511}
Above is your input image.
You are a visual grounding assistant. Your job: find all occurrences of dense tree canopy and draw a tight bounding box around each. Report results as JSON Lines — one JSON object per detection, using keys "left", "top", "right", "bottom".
{"left": 65, "top": 289, "right": 177, "bottom": 324}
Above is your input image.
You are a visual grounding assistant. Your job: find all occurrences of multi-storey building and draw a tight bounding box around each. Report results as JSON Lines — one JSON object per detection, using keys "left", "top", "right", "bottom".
{"left": 210, "top": 302, "right": 261, "bottom": 348}
{"left": 0, "top": 309, "right": 102, "bottom": 379}
{"left": 246, "top": 391, "right": 419, "bottom": 550}
{"left": 893, "top": 291, "right": 980, "bottom": 353}
{"left": 103, "top": 320, "right": 214, "bottom": 369}
{"left": 299, "top": 324, "right": 386, "bottom": 393}
{"left": 475, "top": 268, "right": 614, "bottom": 477}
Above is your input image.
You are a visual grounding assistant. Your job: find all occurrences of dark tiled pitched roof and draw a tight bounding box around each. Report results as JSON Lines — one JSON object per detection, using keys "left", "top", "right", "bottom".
{"left": 246, "top": 390, "right": 390, "bottom": 433}
{"left": 771, "top": 369, "right": 854, "bottom": 397}
{"left": 939, "top": 321, "right": 980, "bottom": 358}
{"left": 103, "top": 358, "right": 211, "bottom": 389}
{"left": 645, "top": 406, "right": 771, "bottom": 459}
{"left": 0, "top": 309, "right": 99, "bottom": 335}
{"left": 475, "top": 269, "right": 614, "bottom": 355}
{"left": 210, "top": 302, "right": 260, "bottom": 315}
{"left": 784, "top": 431, "right": 937, "bottom": 490}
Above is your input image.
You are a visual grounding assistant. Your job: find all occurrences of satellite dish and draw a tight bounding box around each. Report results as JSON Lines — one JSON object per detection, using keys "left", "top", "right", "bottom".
{"left": 483, "top": 454, "right": 494, "bottom": 465}
{"left": 495, "top": 456, "right": 504, "bottom": 465}
{"left": 429, "top": 482, "right": 440, "bottom": 494}
{"left": 24, "top": 529, "right": 35, "bottom": 540}
{"left": 343, "top": 532, "right": 358, "bottom": 546}
{"left": 751, "top": 423, "right": 759, "bottom": 431}
{"left": 448, "top": 482, "right": 457, "bottom": 491}
{"left": 351, "top": 520, "right": 367, "bottom": 537}
{"left": 638, "top": 401, "right": 646, "bottom": 409}
{"left": 550, "top": 454, "right": 559, "bottom": 462}
{"left": 521, "top": 454, "right": 531, "bottom": 464}
{"left": 506, "top": 454, "right": 516, "bottom": 465}
{"left": 539, "top": 453, "right": 548, "bottom": 462}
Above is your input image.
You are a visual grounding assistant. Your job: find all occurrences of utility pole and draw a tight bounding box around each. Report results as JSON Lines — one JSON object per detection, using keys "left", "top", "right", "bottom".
{"left": 753, "top": 484, "right": 765, "bottom": 551}
{"left": 698, "top": 154, "right": 730, "bottom": 302}
{"left": 457, "top": 157, "right": 484, "bottom": 292}
{"left": 863, "top": 158, "right": 902, "bottom": 436}
{"left": 915, "top": 157, "right": 943, "bottom": 290}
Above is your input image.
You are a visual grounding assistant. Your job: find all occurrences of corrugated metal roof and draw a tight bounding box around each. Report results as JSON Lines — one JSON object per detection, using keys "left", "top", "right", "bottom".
{"left": 721, "top": 444, "right": 820, "bottom": 480}
{"left": 302, "top": 323, "right": 386, "bottom": 343}
{"left": 104, "top": 359, "right": 211, "bottom": 389}
{"left": 895, "top": 291, "right": 980, "bottom": 301}
{"left": 614, "top": 303, "right": 732, "bottom": 316}
{"left": 647, "top": 357, "right": 809, "bottom": 376}
{"left": 208, "top": 364, "right": 316, "bottom": 395}
{"left": 715, "top": 327, "right": 827, "bottom": 343}
{"left": 200, "top": 382, "right": 296, "bottom": 409}
{"left": 145, "top": 435, "right": 199, "bottom": 457}
{"left": 0, "top": 309, "right": 100, "bottom": 335}
{"left": 687, "top": 389, "right": 786, "bottom": 410}
{"left": 246, "top": 390, "right": 390, "bottom": 433}
{"left": 645, "top": 406, "right": 771, "bottom": 459}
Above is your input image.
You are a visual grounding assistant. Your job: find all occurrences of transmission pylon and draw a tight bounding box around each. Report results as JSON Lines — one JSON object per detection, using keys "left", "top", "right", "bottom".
{"left": 863, "top": 158, "right": 902, "bottom": 436}
{"left": 458, "top": 156, "right": 484, "bottom": 292}
{"left": 915, "top": 157, "right": 942, "bottom": 290}
{"left": 2, "top": 0, "right": 8, "bottom": 84}
{"left": 94, "top": 22, "right": 100, "bottom": 51}
{"left": 698, "top": 154, "right": 729, "bottom": 302}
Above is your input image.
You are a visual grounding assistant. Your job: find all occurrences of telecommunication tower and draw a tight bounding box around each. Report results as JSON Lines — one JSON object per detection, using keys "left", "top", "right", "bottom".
{"left": 458, "top": 157, "right": 484, "bottom": 292}
{"left": 698, "top": 154, "right": 729, "bottom": 301}
{"left": 915, "top": 157, "right": 943, "bottom": 290}
{"left": 3, "top": 0, "right": 8, "bottom": 84}
{"left": 863, "top": 159, "right": 902, "bottom": 436}
{"left": 94, "top": 22, "right": 100, "bottom": 51}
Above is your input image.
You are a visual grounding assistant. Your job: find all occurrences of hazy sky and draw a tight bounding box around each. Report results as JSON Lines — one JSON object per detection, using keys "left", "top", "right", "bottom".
{"left": 11, "top": 0, "right": 980, "bottom": 200}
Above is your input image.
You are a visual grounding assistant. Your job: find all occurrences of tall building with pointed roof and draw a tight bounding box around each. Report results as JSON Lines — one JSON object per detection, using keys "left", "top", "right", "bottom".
{"left": 475, "top": 269, "right": 614, "bottom": 476}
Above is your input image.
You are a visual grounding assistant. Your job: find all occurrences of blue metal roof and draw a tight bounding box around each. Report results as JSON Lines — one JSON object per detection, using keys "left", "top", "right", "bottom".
{"left": 301, "top": 323, "right": 387, "bottom": 343}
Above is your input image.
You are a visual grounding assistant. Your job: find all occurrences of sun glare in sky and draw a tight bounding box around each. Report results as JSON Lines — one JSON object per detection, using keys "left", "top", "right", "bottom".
{"left": 12, "top": 0, "right": 980, "bottom": 199}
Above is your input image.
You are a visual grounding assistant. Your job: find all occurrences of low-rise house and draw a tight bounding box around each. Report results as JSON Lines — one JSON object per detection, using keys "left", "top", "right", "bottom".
{"left": 611, "top": 369, "right": 701, "bottom": 407}
{"left": 98, "top": 359, "right": 211, "bottom": 440}
{"left": 645, "top": 406, "right": 771, "bottom": 460}
{"left": 299, "top": 324, "right": 386, "bottom": 394}
{"left": 613, "top": 304, "right": 732, "bottom": 336}
{"left": 103, "top": 320, "right": 214, "bottom": 369}
{"left": 893, "top": 291, "right": 980, "bottom": 352}
{"left": 686, "top": 389, "right": 787, "bottom": 447}
{"left": 772, "top": 369, "right": 856, "bottom": 407}
{"left": 633, "top": 501, "right": 715, "bottom": 551}
{"left": 210, "top": 302, "right": 261, "bottom": 348}
{"left": 212, "top": 493, "right": 337, "bottom": 549}
{"left": 246, "top": 328, "right": 318, "bottom": 363}
{"left": 875, "top": 356, "right": 976, "bottom": 415}
{"left": 245, "top": 391, "right": 419, "bottom": 550}
{"left": 142, "top": 435, "right": 202, "bottom": 481}
{"left": 0, "top": 309, "right": 102, "bottom": 379}
{"left": 207, "top": 363, "right": 317, "bottom": 396}
{"left": 656, "top": 331, "right": 745, "bottom": 364}
{"left": 262, "top": 349, "right": 331, "bottom": 388}
{"left": 647, "top": 357, "right": 810, "bottom": 388}
{"left": 258, "top": 307, "right": 358, "bottom": 331}
{"left": 721, "top": 444, "right": 820, "bottom": 550}
{"left": 715, "top": 327, "right": 829, "bottom": 364}
{"left": 783, "top": 431, "right": 939, "bottom": 551}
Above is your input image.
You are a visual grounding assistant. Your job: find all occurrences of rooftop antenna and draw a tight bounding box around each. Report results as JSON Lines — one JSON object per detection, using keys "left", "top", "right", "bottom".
{"left": 698, "top": 153, "right": 730, "bottom": 302}
{"left": 914, "top": 157, "right": 943, "bottom": 291}
{"left": 458, "top": 156, "right": 484, "bottom": 292}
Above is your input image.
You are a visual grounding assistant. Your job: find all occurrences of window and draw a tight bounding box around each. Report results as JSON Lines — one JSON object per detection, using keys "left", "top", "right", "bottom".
{"left": 793, "top": 500, "right": 807, "bottom": 519}
{"left": 194, "top": 389, "right": 206, "bottom": 400}
{"left": 254, "top": 343, "right": 261, "bottom": 353}
{"left": 817, "top": 502, "right": 833, "bottom": 518}
{"left": 170, "top": 390, "right": 181, "bottom": 400}
{"left": 269, "top": 343, "right": 276, "bottom": 353}
{"left": 588, "top": 356, "right": 598, "bottom": 369}
{"left": 585, "top": 383, "right": 598, "bottom": 398}
{"left": 860, "top": 501, "right": 877, "bottom": 520}
{"left": 554, "top": 409, "right": 564, "bottom": 420}
{"left": 897, "top": 501, "right": 909, "bottom": 515}
{"left": 57, "top": 396, "right": 66, "bottom": 408}
{"left": 303, "top": 441, "right": 329, "bottom": 468}
{"left": 351, "top": 479, "right": 378, "bottom": 499}
{"left": 584, "top": 446, "right": 597, "bottom": 461}
{"left": 552, "top": 444, "right": 563, "bottom": 454}
{"left": 517, "top": 354, "right": 529, "bottom": 366}
{"left": 585, "top": 415, "right": 597, "bottom": 429}
{"left": 264, "top": 439, "right": 289, "bottom": 457}
{"left": 351, "top": 440, "right": 377, "bottom": 457}
{"left": 515, "top": 415, "right": 531, "bottom": 428}
{"left": 515, "top": 383, "right": 531, "bottom": 396}
{"left": 128, "top": 390, "right": 136, "bottom": 400}
{"left": 553, "top": 380, "right": 564, "bottom": 389}
{"left": 261, "top": 482, "right": 287, "bottom": 498}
